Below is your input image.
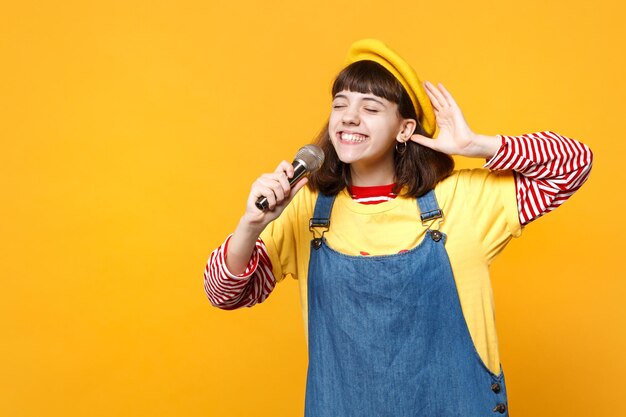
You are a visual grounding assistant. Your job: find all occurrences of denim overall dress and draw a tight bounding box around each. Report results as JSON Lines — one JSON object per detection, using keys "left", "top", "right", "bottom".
{"left": 304, "top": 190, "right": 509, "bottom": 416}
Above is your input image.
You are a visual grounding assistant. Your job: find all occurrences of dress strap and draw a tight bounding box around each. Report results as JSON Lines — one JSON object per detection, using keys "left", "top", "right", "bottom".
{"left": 417, "top": 189, "right": 445, "bottom": 241}
{"left": 312, "top": 193, "right": 335, "bottom": 221}
{"left": 416, "top": 189, "right": 443, "bottom": 223}
{"left": 309, "top": 193, "right": 336, "bottom": 249}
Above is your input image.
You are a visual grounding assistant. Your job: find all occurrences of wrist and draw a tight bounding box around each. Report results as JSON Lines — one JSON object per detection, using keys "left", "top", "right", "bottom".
{"left": 222, "top": 235, "right": 259, "bottom": 279}
{"left": 238, "top": 214, "right": 267, "bottom": 237}
{"left": 226, "top": 217, "right": 265, "bottom": 276}
{"left": 467, "top": 133, "right": 501, "bottom": 159}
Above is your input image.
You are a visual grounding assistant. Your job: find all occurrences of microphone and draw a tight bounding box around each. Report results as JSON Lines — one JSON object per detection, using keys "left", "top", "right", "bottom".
{"left": 255, "top": 144, "right": 325, "bottom": 211}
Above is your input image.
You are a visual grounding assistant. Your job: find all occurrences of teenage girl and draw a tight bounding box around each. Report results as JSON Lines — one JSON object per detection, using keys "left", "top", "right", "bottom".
{"left": 204, "top": 39, "right": 593, "bottom": 416}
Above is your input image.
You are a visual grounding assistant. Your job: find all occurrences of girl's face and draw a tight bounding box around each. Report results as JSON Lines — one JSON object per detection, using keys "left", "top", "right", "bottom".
{"left": 329, "top": 90, "right": 410, "bottom": 182}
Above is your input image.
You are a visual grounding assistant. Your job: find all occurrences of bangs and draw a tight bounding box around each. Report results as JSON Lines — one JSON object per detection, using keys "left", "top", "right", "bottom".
{"left": 332, "top": 60, "right": 404, "bottom": 104}
{"left": 332, "top": 60, "right": 416, "bottom": 119}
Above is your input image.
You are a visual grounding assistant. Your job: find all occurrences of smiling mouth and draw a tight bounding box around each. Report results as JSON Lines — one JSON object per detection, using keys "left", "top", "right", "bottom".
{"left": 338, "top": 132, "right": 368, "bottom": 143}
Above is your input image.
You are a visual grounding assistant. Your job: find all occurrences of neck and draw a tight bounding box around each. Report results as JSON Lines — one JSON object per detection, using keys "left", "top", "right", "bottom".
{"left": 349, "top": 160, "right": 395, "bottom": 187}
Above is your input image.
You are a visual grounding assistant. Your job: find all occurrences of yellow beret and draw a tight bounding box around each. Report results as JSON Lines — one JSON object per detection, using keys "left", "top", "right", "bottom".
{"left": 346, "top": 39, "right": 437, "bottom": 137}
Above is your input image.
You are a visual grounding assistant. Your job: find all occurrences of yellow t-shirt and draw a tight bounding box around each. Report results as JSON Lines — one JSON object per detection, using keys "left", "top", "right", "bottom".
{"left": 260, "top": 168, "right": 522, "bottom": 374}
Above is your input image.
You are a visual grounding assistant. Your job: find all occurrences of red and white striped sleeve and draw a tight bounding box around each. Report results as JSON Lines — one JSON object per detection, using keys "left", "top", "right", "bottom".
{"left": 204, "top": 234, "right": 277, "bottom": 310}
{"left": 485, "top": 131, "right": 593, "bottom": 225}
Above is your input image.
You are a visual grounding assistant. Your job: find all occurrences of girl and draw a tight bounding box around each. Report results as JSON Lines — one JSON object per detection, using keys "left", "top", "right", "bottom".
{"left": 204, "top": 39, "right": 593, "bottom": 416}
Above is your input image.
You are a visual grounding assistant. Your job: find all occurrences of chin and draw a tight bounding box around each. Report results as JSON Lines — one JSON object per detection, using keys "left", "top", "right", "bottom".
{"left": 331, "top": 145, "right": 357, "bottom": 164}
{"left": 334, "top": 151, "right": 359, "bottom": 165}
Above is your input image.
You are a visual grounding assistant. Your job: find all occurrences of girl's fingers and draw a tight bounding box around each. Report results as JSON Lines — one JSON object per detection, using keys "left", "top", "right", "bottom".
{"left": 423, "top": 81, "right": 443, "bottom": 109}
{"left": 275, "top": 160, "right": 295, "bottom": 179}
{"left": 424, "top": 81, "right": 451, "bottom": 109}
{"left": 409, "top": 134, "right": 438, "bottom": 151}
{"left": 275, "top": 171, "right": 291, "bottom": 195}
{"left": 424, "top": 89, "right": 440, "bottom": 111}
{"left": 273, "top": 160, "right": 295, "bottom": 194}
{"left": 249, "top": 160, "right": 303, "bottom": 213}
{"left": 258, "top": 175, "right": 286, "bottom": 202}
{"left": 437, "top": 83, "right": 458, "bottom": 108}
{"left": 253, "top": 184, "right": 277, "bottom": 209}
{"left": 268, "top": 162, "right": 292, "bottom": 186}
{"left": 288, "top": 177, "right": 308, "bottom": 200}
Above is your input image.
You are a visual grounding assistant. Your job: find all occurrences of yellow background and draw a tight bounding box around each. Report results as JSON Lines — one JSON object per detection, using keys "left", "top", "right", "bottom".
{"left": 1, "top": 0, "right": 624, "bottom": 416}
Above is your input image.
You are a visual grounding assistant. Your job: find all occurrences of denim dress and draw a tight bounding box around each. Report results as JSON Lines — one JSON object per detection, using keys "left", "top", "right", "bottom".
{"left": 304, "top": 191, "right": 509, "bottom": 417}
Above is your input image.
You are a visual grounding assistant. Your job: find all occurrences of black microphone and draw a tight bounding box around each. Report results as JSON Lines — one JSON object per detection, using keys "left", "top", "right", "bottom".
{"left": 255, "top": 144, "right": 325, "bottom": 211}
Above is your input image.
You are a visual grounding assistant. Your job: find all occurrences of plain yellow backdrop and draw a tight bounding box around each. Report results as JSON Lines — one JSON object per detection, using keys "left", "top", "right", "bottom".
{"left": 1, "top": 0, "right": 624, "bottom": 416}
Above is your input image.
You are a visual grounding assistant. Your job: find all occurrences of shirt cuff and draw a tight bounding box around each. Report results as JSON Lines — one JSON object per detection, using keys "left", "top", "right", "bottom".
{"left": 483, "top": 135, "right": 509, "bottom": 169}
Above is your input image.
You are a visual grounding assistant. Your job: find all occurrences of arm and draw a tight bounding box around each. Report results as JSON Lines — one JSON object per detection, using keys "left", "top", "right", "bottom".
{"left": 410, "top": 82, "right": 593, "bottom": 225}
{"left": 204, "top": 161, "right": 307, "bottom": 309}
{"left": 204, "top": 235, "right": 276, "bottom": 309}
{"left": 485, "top": 132, "right": 593, "bottom": 225}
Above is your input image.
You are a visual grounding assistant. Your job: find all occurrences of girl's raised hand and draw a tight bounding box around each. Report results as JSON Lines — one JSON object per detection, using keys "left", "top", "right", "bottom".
{"left": 409, "top": 82, "right": 481, "bottom": 157}
{"left": 242, "top": 160, "right": 308, "bottom": 231}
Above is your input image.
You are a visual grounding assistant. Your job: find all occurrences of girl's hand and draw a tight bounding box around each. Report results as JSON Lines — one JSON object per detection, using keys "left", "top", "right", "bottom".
{"left": 409, "top": 82, "right": 499, "bottom": 159}
{"left": 226, "top": 161, "right": 307, "bottom": 276}
{"left": 241, "top": 160, "right": 308, "bottom": 232}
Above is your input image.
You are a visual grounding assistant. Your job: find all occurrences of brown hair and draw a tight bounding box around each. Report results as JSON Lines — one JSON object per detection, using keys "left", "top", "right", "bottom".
{"left": 307, "top": 60, "right": 454, "bottom": 197}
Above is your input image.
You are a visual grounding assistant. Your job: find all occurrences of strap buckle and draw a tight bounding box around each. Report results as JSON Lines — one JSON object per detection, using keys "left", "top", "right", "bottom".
{"left": 420, "top": 209, "right": 443, "bottom": 223}
{"left": 421, "top": 210, "right": 444, "bottom": 233}
{"left": 309, "top": 218, "right": 330, "bottom": 249}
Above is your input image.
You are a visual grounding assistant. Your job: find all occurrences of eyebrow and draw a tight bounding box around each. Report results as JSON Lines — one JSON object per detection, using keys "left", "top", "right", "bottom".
{"left": 333, "top": 94, "right": 386, "bottom": 106}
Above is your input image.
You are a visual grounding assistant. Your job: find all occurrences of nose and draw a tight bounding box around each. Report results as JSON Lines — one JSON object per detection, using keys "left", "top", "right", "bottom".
{"left": 341, "top": 106, "right": 360, "bottom": 125}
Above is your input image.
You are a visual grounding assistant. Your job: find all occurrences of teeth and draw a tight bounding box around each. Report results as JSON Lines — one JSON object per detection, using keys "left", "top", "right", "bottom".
{"left": 340, "top": 132, "right": 367, "bottom": 143}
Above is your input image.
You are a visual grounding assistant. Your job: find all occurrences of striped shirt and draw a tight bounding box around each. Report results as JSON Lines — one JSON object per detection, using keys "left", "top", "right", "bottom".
{"left": 204, "top": 132, "right": 593, "bottom": 309}
{"left": 349, "top": 184, "right": 397, "bottom": 204}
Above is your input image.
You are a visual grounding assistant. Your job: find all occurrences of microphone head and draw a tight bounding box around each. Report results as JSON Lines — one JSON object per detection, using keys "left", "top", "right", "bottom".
{"left": 294, "top": 144, "right": 325, "bottom": 172}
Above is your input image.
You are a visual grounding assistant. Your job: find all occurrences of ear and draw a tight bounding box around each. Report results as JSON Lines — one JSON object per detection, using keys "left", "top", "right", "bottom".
{"left": 397, "top": 119, "right": 417, "bottom": 142}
